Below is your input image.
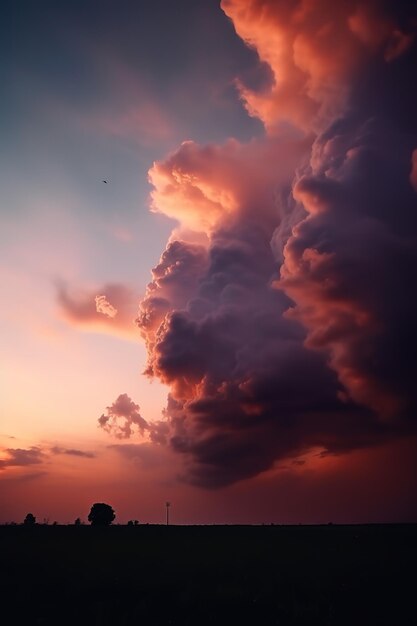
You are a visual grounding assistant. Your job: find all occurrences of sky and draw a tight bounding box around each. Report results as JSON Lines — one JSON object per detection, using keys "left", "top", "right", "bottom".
{"left": 1, "top": 0, "right": 417, "bottom": 525}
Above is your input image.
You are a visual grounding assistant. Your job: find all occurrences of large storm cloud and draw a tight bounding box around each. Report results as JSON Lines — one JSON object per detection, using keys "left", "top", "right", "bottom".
{"left": 120, "top": 0, "right": 417, "bottom": 487}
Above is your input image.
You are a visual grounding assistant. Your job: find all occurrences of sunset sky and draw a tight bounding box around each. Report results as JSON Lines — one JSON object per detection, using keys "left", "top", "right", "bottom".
{"left": 1, "top": 0, "right": 417, "bottom": 525}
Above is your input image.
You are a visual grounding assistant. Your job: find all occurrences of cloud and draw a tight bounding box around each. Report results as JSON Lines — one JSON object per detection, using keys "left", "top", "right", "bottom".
{"left": 95, "top": 295, "right": 117, "bottom": 318}
{"left": 0, "top": 447, "right": 45, "bottom": 470}
{"left": 50, "top": 446, "right": 96, "bottom": 459}
{"left": 221, "top": 0, "right": 416, "bottom": 132}
{"left": 148, "top": 135, "right": 310, "bottom": 232}
{"left": 98, "top": 393, "right": 149, "bottom": 439}
{"left": 108, "top": 442, "right": 172, "bottom": 470}
{"left": 0, "top": 444, "right": 96, "bottom": 472}
{"left": 133, "top": 0, "right": 417, "bottom": 487}
{"left": 99, "top": 393, "right": 169, "bottom": 446}
{"left": 56, "top": 280, "right": 139, "bottom": 339}
{"left": 138, "top": 133, "right": 405, "bottom": 486}
{"left": 278, "top": 116, "right": 417, "bottom": 419}
{"left": 83, "top": 0, "right": 417, "bottom": 490}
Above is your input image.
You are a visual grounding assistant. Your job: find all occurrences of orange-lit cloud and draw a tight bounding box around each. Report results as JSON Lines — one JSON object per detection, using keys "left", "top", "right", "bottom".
{"left": 148, "top": 133, "right": 311, "bottom": 231}
{"left": 95, "top": 294, "right": 118, "bottom": 318}
{"left": 279, "top": 118, "right": 417, "bottom": 419}
{"left": 56, "top": 280, "right": 139, "bottom": 340}
{"left": 221, "top": 0, "right": 415, "bottom": 132}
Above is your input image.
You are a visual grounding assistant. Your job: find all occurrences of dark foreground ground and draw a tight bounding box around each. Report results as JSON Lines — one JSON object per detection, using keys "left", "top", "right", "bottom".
{"left": 1, "top": 524, "right": 416, "bottom": 625}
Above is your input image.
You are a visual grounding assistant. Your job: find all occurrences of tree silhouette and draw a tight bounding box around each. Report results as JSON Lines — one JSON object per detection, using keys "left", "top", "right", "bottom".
{"left": 74, "top": 517, "right": 81, "bottom": 526}
{"left": 88, "top": 503, "right": 115, "bottom": 526}
{"left": 23, "top": 513, "right": 36, "bottom": 526}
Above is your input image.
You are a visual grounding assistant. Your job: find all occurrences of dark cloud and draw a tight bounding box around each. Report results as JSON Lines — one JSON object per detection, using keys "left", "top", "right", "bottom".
{"left": 99, "top": 393, "right": 170, "bottom": 446}
{"left": 50, "top": 446, "right": 96, "bottom": 459}
{"left": 129, "top": 0, "right": 417, "bottom": 489}
{"left": 0, "top": 447, "right": 45, "bottom": 470}
{"left": 137, "top": 198, "right": 403, "bottom": 487}
{"left": 108, "top": 443, "right": 169, "bottom": 470}
{"left": 280, "top": 115, "right": 417, "bottom": 420}
{"left": 99, "top": 394, "right": 149, "bottom": 439}
{"left": 0, "top": 444, "right": 96, "bottom": 472}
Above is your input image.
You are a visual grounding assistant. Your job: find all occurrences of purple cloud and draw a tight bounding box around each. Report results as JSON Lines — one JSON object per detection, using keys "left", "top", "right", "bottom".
{"left": 50, "top": 446, "right": 96, "bottom": 459}
{"left": 99, "top": 394, "right": 149, "bottom": 439}
{"left": 0, "top": 447, "right": 45, "bottom": 470}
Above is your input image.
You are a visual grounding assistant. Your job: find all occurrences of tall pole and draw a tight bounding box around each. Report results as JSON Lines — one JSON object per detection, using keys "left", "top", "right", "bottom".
{"left": 166, "top": 501, "right": 170, "bottom": 526}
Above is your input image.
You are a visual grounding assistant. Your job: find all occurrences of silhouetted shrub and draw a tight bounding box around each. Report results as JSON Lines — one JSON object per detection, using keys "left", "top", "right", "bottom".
{"left": 23, "top": 513, "right": 36, "bottom": 526}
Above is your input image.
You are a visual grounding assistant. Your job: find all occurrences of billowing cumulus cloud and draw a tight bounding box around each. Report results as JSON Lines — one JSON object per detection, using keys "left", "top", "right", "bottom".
{"left": 279, "top": 117, "right": 417, "bottom": 419}
{"left": 148, "top": 135, "right": 310, "bottom": 231}
{"left": 99, "top": 393, "right": 149, "bottom": 439}
{"left": 130, "top": 0, "right": 417, "bottom": 487}
{"left": 221, "top": 0, "right": 416, "bottom": 132}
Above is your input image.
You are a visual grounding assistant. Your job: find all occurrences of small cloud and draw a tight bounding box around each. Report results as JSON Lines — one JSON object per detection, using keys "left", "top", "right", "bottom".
{"left": 99, "top": 394, "right": 149, "bottom": 439}
{"left": 50, "top": 446, "right": 96, "bottom": 459}
{"left": 95, "top": 295, "right": 118, "bottom": 318}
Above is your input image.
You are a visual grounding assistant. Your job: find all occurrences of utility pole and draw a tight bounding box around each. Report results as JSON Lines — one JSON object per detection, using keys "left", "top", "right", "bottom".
{"left": 165, "top": 501, "right": 171, "bottom": 526}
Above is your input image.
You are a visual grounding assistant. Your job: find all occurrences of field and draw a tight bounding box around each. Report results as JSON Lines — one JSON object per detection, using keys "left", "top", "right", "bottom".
{"left": 1, "top": 524, "right": 416, "bottom": 625}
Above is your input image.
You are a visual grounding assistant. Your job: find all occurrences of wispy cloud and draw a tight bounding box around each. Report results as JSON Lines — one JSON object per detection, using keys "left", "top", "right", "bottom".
{"left": 50, "top": 446, "right": 96, "bottom": 459}
{"left": 56, "top": 280, "right": 139, "bottom": 340}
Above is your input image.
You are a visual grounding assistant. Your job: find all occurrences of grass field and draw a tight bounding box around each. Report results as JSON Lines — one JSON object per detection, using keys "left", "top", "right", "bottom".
{"left": 1, "top": 524, "right": 416, "bottom": 625}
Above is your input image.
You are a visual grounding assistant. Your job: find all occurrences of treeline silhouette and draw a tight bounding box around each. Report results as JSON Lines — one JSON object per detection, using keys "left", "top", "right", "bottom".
{"left": 6, "top": 502, "right": 142, "bottom": 527}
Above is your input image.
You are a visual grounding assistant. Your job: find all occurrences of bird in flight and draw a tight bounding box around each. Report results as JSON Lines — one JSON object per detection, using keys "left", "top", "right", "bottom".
{"left": 102, "top": 180, "right": 108, "bottom": 184}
